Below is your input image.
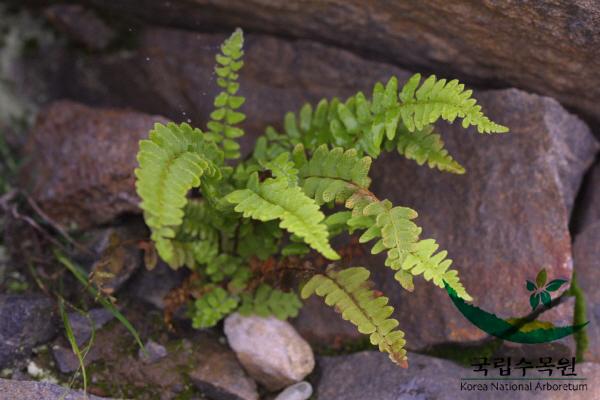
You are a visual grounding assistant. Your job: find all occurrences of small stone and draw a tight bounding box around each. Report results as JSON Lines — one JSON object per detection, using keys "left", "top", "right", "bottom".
{"left": 67, "top": 308, "right": 114, "bottom": 347}
{"left": 0, "top": 295, "right": 58, "bottom": 369}
{"left": 139, "top": 340, "right": 167, "bottom": 364}
{"left": 51, "top": 345, "right": 80, "bottom": 374}
{"left": 274, "top": 381, "right": 313, "bottom": 400}
{"left": 186, "top": 336, "right": 258, "bottom": 400}
{"left": 224, "top": 313, "right": 315, "bottom": 391}
{"left": 0, "top": 377, "right": 113, "bottom": 399}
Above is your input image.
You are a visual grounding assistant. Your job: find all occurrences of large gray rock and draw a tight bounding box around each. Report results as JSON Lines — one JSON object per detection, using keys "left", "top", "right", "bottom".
{"left": 224, "top": 313, "right": 314, "bottom": 391}
{"left": 573, "top": 222, "right": 600, "bottom": 363}
{"left": 0, "top": 295, "right": 58, "bottom": 368}
{"left": 77, "top": 1, "right": 600, "bottom": 128}
{"left": 20, "top": 101, "right": 167, "bottom": 230}
{"left": 0, "top": 379, "right": 112, "bottom": 400}
{"left": 317, "top": 351, "right": 600, "bottom": 400}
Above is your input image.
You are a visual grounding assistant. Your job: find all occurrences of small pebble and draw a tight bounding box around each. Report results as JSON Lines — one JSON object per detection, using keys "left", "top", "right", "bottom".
{"left": 274, "top": 381, "right": 313, "bottom": 400}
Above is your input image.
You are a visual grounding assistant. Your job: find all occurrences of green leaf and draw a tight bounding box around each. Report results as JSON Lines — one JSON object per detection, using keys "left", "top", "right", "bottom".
{"left": 530, "top": 293, "right": 540, "bottom": 310}
{"left": 526, "top": 280, "right": 536, "bottom": 291}
{"left": 540, "top": 291, "right": 552, "bottom": 307}
{"left": 536, "top": 269, "right": 547, "bottom": 288}
{"left": 545, "top": 279, "right": 567, "bottom": 292}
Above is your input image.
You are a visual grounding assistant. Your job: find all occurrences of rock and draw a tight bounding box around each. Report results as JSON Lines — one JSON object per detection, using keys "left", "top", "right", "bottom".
{"left": 20, "top": 101, "right": 168, "bottom": 230}
{"left": 67, "top": 308, "right": 114, "bottom": 346}
{"left": 360, "top": 88, "right": 596, "bottom": 349}
{"left": 58, "top": 29, "right": 412, "bottom": 151}
{"left": 274, "top": 381, "right": 312, "bottom": 400}
{"left": 0, "top": 378, "right": 112, "bottom": 400}
{"left": 224, "top": 313, "right": 314, "bottom": 390}
{"left": 573, "top": 222, "right": 600, "bottom": 362}
{"left": 78, "top": 1, "right": 600, "bottom": 128}
{"left": 129, "top": 261, "right": 188, "bottom": 310}
{"left": 188, "top": 337, "right": 259, "bottom": 400}
{"left": 139, "top": 339, "right": 167, "bottom": 364}
{"left": 51, "top": 344, "right": 82, "bottom": 374}
{"left": 0, "top": 295, "right": 58, "bottom": 368}
{"left": 43, "top": 4, "right": 115, "bottom": 51}
{"left": 575, "top": 161, "right": 600, "bottom": 232}
{"left": 317, "top": 351, "right": 599, "bottom": 400}
{"left": 74, "top": 221, "right": 147, "bottom": 293}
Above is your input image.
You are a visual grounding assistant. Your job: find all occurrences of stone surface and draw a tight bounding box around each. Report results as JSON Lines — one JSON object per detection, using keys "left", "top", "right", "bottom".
{"left": 576, "top": 161, "right": 600, "bottom": 232}
{"left": 0, "top": 295, "right": 58, "bottom": 368}
{"left": 68, "top": 308, "right": 114, "bottom": 346}
{"left": 188, "top": 337, "right": 258, "bottom": 400}
{"left": 573, "top": 222, "right": 600, "bottom": 363}
{"left": 274, "top": 381, "right": 312, "bottom": 400}
{"left": 77, "top": 0, "right": 600, "bottom": 128}
{"left": 20, "top": 100, "right": 167, "bottom": 230}
{"left": 74, "top": 220, "right": 147, "bottom": 293}
{"left": 58, "top": 28, "right": 412, "bottom": 151}
{"left": 317, "top": 351, "right": 599, "bottom": 400}
{"left": 43, "top": 4, "right": 115, "bottom": 50}
{"left": 0, "top": 378, "right": 112, "bottom": 400}
{"left": 224, "top": 313, "right": 314, "bottom": 391}
{"left": 364, "top": 88, "right": 595, "bottom": 349}
{"left": 129, "top": 261, "right": 188, "bottom": 310}
{"left": 138, "top": 339, "right": 167, "bottom": 364}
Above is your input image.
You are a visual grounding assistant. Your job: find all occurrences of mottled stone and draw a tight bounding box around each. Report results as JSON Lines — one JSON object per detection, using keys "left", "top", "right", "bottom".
{"left": 138, "top": 339, "right": 167, "bottom": 364}
{"left": 20, "top": 101, "right": 167, "bottom": 230}
{"left": 317, "top": 351, "right": 599, "bottom": 400}
{"left": 78, "top": 0, "right": 600, "bottom": 128}
{"left": 0, "top": 295, "right": 58, "bottom": 368}
{"left": 573, "top": 222, "right": 600, "bottom": 362}
{"left": 224, "top": 313, "right": 314, "bottom": 390}
{"left": 43, "top": 4, "right": 115, "bottom": 50}
{"left": 0, "top": 378, "right": 112, "bottom": 400}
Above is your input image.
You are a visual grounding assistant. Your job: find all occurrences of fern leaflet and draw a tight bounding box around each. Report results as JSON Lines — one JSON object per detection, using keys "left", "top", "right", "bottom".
{"left": 301, "top": 266, "right": 408, "bottom": 367}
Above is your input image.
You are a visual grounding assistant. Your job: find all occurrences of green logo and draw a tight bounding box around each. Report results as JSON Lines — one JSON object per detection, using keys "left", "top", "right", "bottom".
{"left": 445, "top": 268, "right": 588, "bottom": 343}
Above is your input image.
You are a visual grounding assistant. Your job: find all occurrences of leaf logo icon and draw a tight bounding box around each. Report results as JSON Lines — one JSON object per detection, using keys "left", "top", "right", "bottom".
{"left": 526, "top": 268, "right": 567, "bottom": 310}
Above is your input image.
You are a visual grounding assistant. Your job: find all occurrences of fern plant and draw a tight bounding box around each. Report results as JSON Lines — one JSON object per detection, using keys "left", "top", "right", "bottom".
{"left": 134, "top": 28, "right": 508, "bottom": 367}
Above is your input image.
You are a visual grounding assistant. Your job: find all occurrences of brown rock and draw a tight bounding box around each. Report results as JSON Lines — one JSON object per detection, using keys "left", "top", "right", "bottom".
{"left": 573, "top": 222, "right": 600, "bottom": 362}
{"left": 79, "top": 0, "right": 600, "bottom": 128}
{"left": 576, "top": 161, "right": 600, "bottom": 232}
{"left": 364, "top": 89, "right": 596, "bottom": 349}
{"left": 20, "top": 101, "right": 167, "bottom": 230}
{"left": 43, "top": 4, "right": 115, "bottom": 51}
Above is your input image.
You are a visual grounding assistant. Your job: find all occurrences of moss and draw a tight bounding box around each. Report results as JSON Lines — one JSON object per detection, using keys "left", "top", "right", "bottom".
{"left": 566, "top": 272, "right": 589, "bottom": 362}
{"left": 419, "top": 338, "right": 504, "bottom": 367}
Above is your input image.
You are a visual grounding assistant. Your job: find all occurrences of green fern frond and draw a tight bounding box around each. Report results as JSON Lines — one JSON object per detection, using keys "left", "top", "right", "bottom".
{"left": 226, "top": 174, "right": 339, "bottom": 260}
{"left": 135, "top": 122, "right": 221, "bottom": 266}
{"left": 399, "top": 239, "right": 472, "bottom": 301}
{"left": 207, "top": 28, "right": 246, "bottom": 159}
{"left": 298, "top": 144, "right": 372, "bottom": 205}
{"left": 190, "top": 287, "right": 239, "bottom": 328}
{"left": 396, "top": 124, "right": 465, "bottom": 174}
{"left": 301, "top": 266, "right": 408, "bottom": 367}
{"left": 239, "top": 283, "right": 302, "bottom": 319}
{"left": 399, "top": 74, "right": 508, "bottom": 134}
{"left": 356, "top": 200, "right": 422, "bottom": 270}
